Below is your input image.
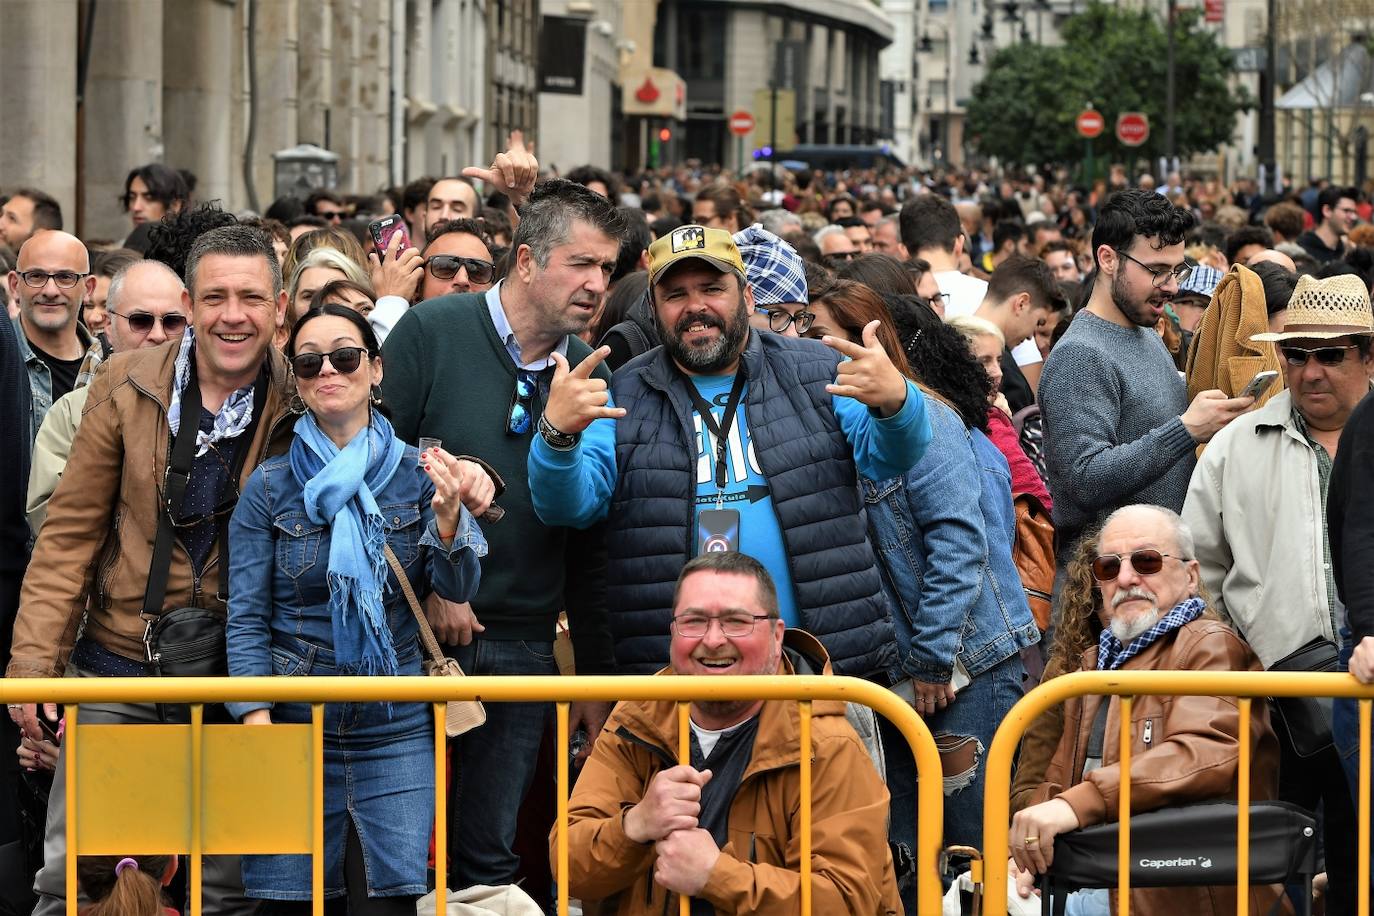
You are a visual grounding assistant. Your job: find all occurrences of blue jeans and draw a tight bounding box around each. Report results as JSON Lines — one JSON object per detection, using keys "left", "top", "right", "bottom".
{"left": 448, "top": 637, "right": 559, "bottom": 890}
{"left": 880, "top": 651, "right": 1025, "bottom": 915}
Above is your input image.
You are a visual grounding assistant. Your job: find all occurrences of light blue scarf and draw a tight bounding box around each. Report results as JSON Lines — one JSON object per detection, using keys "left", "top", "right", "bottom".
{"left": 289, "top": 409, "right": 406, "bottom": 675}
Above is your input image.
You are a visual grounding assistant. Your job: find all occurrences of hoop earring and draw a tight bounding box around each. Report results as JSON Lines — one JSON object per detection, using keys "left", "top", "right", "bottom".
{"left": 370, "top": 385, "right": 382, "bottom": 406}
{"left": 289, "top": 393, "right": 307, "bottom": 414}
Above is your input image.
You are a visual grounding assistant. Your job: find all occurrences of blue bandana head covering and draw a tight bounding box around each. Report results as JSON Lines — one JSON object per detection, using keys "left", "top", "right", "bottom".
{"left": 1097, "top": 595, "right": 1207, "bottom": 671}
{"left": 733, "top": 224, "right": 808, "bottom": 306}
{"left": 289, "top": 409, "right": 406, "bottom": 676}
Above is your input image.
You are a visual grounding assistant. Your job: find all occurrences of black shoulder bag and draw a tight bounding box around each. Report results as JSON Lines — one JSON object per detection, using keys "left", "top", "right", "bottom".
{"left": 141, "top": 369, "right": 266, "bottom": 682}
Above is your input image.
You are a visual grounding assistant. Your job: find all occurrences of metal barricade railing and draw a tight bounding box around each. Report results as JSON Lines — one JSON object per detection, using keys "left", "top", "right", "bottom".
{"left": 981, "top": 670, "right": 1374, "bottom": 916}
{"left": 3, "top": 673, "right": 945, "bottom": 916}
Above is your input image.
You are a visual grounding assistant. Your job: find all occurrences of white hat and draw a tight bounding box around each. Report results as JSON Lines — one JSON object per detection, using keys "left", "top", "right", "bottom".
{"left": 1251, "top": 273, "right": 1374, "bottom": 342}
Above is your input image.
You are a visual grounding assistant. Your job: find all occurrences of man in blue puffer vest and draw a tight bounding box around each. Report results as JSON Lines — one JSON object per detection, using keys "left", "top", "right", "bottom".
{"left": 528, "top": 224, "right": 931, "bottom": 678}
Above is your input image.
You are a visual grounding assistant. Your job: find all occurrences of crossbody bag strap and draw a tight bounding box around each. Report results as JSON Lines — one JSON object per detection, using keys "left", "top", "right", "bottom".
{"left": 383, "top": 543, "right": 447, "bottom": 666}
{"left": 142, "top": 372, "right": 202, "bottom": 622}
{"left": 215, "top": 369, "right": 270, "bottom": 601}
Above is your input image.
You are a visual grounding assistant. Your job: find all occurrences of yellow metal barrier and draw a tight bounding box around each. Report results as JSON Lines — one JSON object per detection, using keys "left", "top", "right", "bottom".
{"left": 3, "top": 673, "right": 944, "bottom": 916}
{"left": 981, "top": 669, "right": 1374, "bottom": 916}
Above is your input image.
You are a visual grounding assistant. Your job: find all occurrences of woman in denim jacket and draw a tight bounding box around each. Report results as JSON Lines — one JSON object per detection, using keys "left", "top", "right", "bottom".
{"left": 806, "top": 284, "right": 1039, "bottom": 895}
{"left": 227, "top": 304, "right": 489, "bottom": 914}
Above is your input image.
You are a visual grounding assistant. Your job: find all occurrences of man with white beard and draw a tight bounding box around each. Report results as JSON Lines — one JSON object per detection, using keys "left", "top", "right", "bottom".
{"left": 1008, "top": 504, "right": 1283, "bottom": 916}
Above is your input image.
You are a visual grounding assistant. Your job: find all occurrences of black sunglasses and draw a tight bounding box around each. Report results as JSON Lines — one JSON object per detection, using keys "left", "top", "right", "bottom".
{"left": 823, "top": 251, "right": 859, "bottom": 267}
{"left": 425, "top": 255, "right": 495, "bottom": 285}
{"left": 108, "top": 310, "right": 188, "bottom": 335}
{"left": 757, "top": 306, "right": 815, "bottom": 334}
{"left": 507, "top": 369, "right": 540, "bottom": 435}
{"left": 1091, "top": 549, "right": 1184, "bottom": 582}
{"left": 290, "top": 346, "right": 369, "bottom": 380}
{"left": 1280, "top": 344, "right": 1361, "bottom": 367}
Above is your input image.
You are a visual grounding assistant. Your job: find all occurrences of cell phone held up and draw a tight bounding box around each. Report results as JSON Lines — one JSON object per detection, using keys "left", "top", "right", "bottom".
{"left": 368, "top": 214, "right": 410, "bottom": 260}
{"left": 1239, "top": 369, "right": 1280, "bottom": 402}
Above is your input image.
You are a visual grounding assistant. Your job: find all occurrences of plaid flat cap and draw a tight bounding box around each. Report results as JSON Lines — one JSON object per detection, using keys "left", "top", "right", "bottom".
{"left": 1178, "top": 263, "right": 1223, "bottom": 298}
{"left": 733, "top": 224, "right": 809, "bottom": 306}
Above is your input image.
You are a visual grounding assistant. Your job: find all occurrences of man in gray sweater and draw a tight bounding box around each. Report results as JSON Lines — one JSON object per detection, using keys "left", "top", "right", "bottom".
{"left": 1039, "top": 189, "right": 1253, "bottom": 558}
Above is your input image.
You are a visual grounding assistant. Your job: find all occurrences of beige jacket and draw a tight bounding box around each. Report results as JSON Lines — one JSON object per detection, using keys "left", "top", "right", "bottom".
{"left": 25, "top": 386, "right": 90, "bottom": 535}
{"left": 1182, "top": 390, "right": 1336, "bottom": 666}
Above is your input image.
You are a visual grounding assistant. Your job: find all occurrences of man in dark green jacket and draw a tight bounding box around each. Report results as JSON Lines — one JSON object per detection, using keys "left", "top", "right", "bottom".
{"left": 380, "top": 178, "right": 624, "bottom": 896}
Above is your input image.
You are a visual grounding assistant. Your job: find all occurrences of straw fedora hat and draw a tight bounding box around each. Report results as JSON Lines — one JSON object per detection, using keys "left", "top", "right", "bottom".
{"left": 1252, "top": 273, "right": 1374, "bottom": 342}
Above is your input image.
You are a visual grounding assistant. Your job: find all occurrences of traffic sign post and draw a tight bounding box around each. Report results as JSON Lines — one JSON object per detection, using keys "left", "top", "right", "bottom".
{"left": 729, "top": 110, "right": 754, "bottom": 170}
{"left": 1076, "top": 110, "right": 1104, "bottom": 139}
{"left": 1116, "top": 112, "right": 1150, "bottom": 148}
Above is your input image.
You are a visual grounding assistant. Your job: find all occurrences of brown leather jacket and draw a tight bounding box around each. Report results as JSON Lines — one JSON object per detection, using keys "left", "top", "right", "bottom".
{"left": 8, "top": 340, "right": 294, "bottom": 678}
{"left": 1027, "top": 617, "right": 1287, "bottom": 916}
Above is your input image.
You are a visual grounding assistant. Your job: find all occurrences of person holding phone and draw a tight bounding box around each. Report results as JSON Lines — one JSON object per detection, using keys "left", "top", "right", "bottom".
{"left": 226, "top": 304, "right": 491, "bottom": 913}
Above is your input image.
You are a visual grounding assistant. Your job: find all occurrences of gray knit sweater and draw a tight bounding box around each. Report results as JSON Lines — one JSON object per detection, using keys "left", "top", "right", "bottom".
{"left": 1038, "top": 311, "right": 1197, "bottom": 540}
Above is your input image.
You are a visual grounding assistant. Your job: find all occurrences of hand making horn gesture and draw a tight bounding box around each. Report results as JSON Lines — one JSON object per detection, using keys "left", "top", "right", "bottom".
{"left": 821, "top": 320, "right": 910, "bottom": 417}
{"left": 542, "top": 346, "right": 627, "bottom": 436}
{"left": 463, "top": 130, "right": 539, "bottom": 209}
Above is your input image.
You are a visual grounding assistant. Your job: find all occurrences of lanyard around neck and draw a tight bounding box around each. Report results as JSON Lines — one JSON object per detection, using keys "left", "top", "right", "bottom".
{"left": 684, "top": 372, "right": 747, "bottom": 500}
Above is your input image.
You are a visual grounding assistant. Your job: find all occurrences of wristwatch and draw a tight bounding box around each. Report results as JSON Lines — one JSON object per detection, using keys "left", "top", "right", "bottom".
{"left": 538, "top": 414, "right": 580, "bottom": 451}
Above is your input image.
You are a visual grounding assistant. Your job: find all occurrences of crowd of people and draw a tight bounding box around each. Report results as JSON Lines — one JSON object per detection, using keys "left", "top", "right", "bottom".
{"left": 1, "top": 139, "right": 1374, "bottom": 916}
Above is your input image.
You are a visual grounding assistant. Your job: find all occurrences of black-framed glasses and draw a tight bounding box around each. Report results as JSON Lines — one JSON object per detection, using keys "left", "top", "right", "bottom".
{"left": 425, "top": 255, "right": 495, "bottom": 286}
{"left": 823, "top": 251, "right": 859, "bottom": 267}
{"left": 1091, "top": 549, "right": 1185, "bottom": 582}
{"left": 289, "top": 346, "right": 369, "bottom": 379}
{"left": 671, "top": 613, "right": 774, "bottom": 638}
{"left": 507, "top": 369, "right": 539, "bottom": 435}
{"left": 108, "top": 310, "right": 189, "bottom": 335}
{"left": 1116, "top": 250, "right": 1193, "bottom": 289}
{"left": 756, "top": 306, "right": 815, "bottom": 334}
{"left": 317, "top": 210, "right": 345, "bottom": 223}
{"left": 19, "top": 269, "right": 86, "bottom": 290}
{"left": 1280, "top": 344, "right": 1361, "bottom": 367}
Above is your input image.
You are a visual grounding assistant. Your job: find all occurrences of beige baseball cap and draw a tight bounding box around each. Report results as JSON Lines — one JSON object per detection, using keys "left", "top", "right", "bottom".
{"left": 647, "top": 224, "right": 747, "bottom": 286}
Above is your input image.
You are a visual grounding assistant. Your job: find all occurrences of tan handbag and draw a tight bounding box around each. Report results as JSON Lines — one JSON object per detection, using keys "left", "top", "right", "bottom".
{"left": 383, "top": 545, "right": 486, "bottom": 737}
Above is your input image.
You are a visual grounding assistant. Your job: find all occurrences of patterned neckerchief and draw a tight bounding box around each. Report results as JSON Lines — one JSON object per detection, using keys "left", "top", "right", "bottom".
{"left": 166, "top": 328, "right": 258, "bottom": 457}
{"left": 1096, "top": 595, "right": 1207, "bottom": 671}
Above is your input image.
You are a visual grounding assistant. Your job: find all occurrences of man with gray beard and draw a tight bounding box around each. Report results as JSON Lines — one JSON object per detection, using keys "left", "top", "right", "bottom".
{"left": 527, "top": 224, "right": 932, "bottom": 678}
{"left": 1009, "top": 504, "right": 1284, "bottom": 916}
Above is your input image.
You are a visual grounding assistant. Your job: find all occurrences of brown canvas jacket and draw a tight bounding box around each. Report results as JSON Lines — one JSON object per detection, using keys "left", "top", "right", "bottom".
{"left": 8, "top": 339, "right": 294, "bottom": 678}
{"left": 1028, "top": 617, "right": 1287, "bottom": 916}
{"left": 553, "top": 630, "right": 900, "bottom": 915}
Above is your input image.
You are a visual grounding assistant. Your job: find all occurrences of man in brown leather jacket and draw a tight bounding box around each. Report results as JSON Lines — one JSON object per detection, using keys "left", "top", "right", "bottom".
{"left": 7, "top": 225, "right": 294, "bottom": 915}
{"left": 1010, "top": 504, "right": 1285, "bottom": 916}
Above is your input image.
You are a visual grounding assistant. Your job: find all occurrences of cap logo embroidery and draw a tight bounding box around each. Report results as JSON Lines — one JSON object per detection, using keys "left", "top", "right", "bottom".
{"left": 671, "top": 226, "right": 706, "bottom": 253}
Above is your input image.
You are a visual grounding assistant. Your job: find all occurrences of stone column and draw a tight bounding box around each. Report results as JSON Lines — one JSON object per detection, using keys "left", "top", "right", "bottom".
{"left": 82, "top": 0, "right": 164, "bottom": 242}
{"left": 241, "top": 0, "right": 301, "bottom": 207}
{"left": 163, "top": 0, "right": 237, "bottom": 210}
{"left": 0, "top": 1, "right": 79, "bottom": 233}
{"left": 297, "top": 0, "right": 331, "bottom": 151}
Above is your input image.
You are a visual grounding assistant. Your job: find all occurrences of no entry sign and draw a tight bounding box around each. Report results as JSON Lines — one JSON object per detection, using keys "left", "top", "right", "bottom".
{"left": 1076, "top": 110, "right": 1104, "bottom": 139}
{"left": 728, "top": 111, "right": 755, "bottom": 136}
{"left": 1116, "top": 112, "right": 1150, "bottom": 147}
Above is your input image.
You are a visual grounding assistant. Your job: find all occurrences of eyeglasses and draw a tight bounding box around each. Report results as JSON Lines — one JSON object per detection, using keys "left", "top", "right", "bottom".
{"left": 19, "top": 270, "right": 87, "bottom": 290}
{"left": 1091, "top": 549, "right": 1185, "bottom": 582}
{"left": 425, "top": 255, "right": 495, "bottom": 286}
{"left": 1116, "top": 250, "right": 1193, "bottom": 289}
{"left": 317, "top": 210, "right": 345, "bottom": 223}
{"left": 289, "top": 346, "right": 369, "bottom": 379}
{"left": 823, "top": 251, "right": 859, "bottom": 267}
{"left": 756, "top": 306, "right": 815, "bottom": 334}
{"left": 108, "top": 310, "right": 189, "bottom": 335}
{"left": 1280, "top": 344, "right": 1361, "bottom": 367}
{"left": 671, "top": 613, "right": 774, "bottom": 638}
{"left": 507, "top": 369, "right": 539, "bottom": 435}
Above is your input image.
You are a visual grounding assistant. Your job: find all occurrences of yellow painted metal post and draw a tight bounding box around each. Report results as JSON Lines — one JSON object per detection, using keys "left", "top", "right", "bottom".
{"left": 1237, "top": 698, "right": 1251, "bottom": 916}
{"left": 434, "top": 704, "right": 447, "bottom": 916}
{"left": 65, "top": 705, "right": 78, "bottom": 916}
{"left": 798, "top": 701, "right": 812, "bottom": 916}
{"left": 1361, "top": 699, "right": 1370, "bottom": 916}
{"left": 678, "top": 701, "right": 691, "bottom": 916}
{"left": 557, "top": 702, "right": 570, "bottom": 916}
{"left": 1118, "top": 696, "right": 1131, "bottom": 916}
{"left": 312, "top": 703, "right": 325, "bottom": 916}
{"left": 191, "top": 704, "right": 204, "bottom": 916}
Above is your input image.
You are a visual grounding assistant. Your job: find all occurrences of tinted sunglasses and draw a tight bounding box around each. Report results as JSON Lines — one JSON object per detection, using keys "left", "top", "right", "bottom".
{"left": 425, "top": 255, "right": 495, "bottom": 285}
{"left": 1280, "top": 344, "right": 1361, "bottom": 367}
{"left": 1091, "top": 549, "right": 1184, "bottom": 582}
{"left": 822, "top": 251, "right": 859, "bottom": 267}
{"left": 507, "top": 369, "right": 540, "bottom": 435}
{"left": 108, "top": 310, "right": 188, "bottom": 335}
{"left": 290, "top": 346, "right": 369, "bottom": 379}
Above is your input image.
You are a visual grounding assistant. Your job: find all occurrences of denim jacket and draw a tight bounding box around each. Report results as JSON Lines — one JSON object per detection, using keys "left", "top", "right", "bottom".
{"left": 225, "top": 445, "right": 487, "bottom": 718}
{"left": 12, "top": 316, "right": 96, "bottom": 444}
{"left": 863, "top": 398, "right": 1039, "bottom": 684}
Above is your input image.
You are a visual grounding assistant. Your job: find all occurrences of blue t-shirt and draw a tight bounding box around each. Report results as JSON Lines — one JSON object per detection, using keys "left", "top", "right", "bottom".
{"left": 689, "top": 375, "right": 798, "bottom": 627}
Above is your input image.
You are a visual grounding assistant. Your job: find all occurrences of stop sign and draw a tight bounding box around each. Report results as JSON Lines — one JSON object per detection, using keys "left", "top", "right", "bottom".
{"left": 1076, "top": 110, "right": 1104, "bottom": 139}
{"left": 728, "top": 110, "right": 755, "bottom": 136}
{"left": 1116, "top": 112, "right": 1150, "bottom": 147}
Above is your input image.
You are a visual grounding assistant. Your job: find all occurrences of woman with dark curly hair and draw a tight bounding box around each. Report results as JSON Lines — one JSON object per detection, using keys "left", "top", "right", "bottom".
{"left": 806, "top": 282, "right": 1039, "bottom": 905}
